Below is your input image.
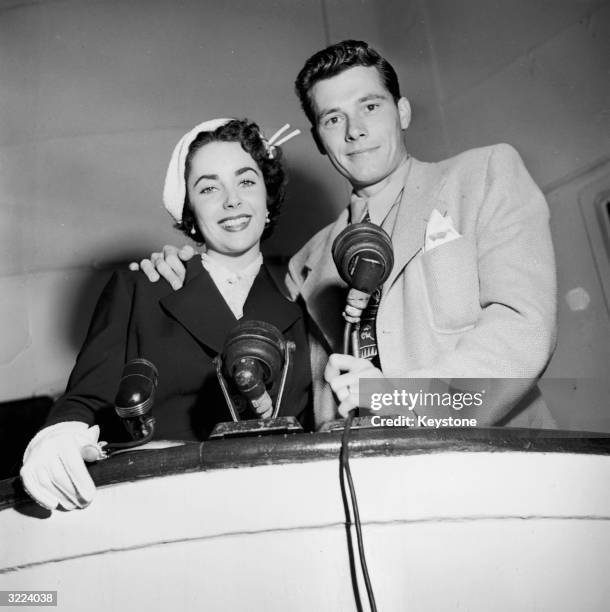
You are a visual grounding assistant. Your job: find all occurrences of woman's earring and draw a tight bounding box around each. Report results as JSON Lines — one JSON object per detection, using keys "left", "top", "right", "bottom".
{"left": 265, "top": 211, "right": 270, "bottom": 226}
{"left": 190, "top": 226, "right": 196, "bottom": 235}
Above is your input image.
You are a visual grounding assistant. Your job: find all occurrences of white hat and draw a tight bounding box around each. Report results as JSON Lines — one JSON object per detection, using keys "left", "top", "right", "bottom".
{"left": 162, "top": 118, "right": 301, "bottom": 222}
{"left": 163, "top": 118, "right": 233, "bottom": 222}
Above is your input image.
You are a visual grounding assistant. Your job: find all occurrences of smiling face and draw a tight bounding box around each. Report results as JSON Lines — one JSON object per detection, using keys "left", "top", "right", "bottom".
{"left": 311, "top": 65, "right": 411, "bottom": 197}
{"left": 186, "top": 141, "right": 267, "bottom": 268}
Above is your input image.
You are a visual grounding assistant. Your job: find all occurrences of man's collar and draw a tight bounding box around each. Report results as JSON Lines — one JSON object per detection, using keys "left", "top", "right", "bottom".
{"left": 349, "top": 156, "right": 412, "bottom": 224}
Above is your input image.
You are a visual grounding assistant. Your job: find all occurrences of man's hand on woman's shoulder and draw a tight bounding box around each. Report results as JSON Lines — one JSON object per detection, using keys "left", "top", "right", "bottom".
{"left": 129, "top": 244, "right": 196, "bottom": 290}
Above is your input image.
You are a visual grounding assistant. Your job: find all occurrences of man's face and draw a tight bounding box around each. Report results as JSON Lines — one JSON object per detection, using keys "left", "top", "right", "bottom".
{"left": 310, "top": 65, "right": 411, "bottom": 193}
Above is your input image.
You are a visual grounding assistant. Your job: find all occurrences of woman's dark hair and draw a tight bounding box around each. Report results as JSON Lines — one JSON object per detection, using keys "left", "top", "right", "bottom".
{"left": 295, "top": 40, "right": 401, "bottom": 125}
{"left": 175, "top": 119, "right": 286, "bottom": 243}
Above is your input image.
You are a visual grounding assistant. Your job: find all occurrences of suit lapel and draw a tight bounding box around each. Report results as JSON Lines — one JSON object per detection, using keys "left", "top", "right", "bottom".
{"left": 242, "top": 265, "right": 302, "bottom": 333}
{"left": 292, "top": 158, "right": 447, "bottom": 350}
{"left": 298, "top": 209, "right": 350, "bottom": 352}
{"left": 160, "top": 258, "right": 238, "bottom": 353}
{"left": 384, "top": 157, "right": 446, "bottom": 293}
{"left": 160, "top": 259, "right": 303, "bottom": 353}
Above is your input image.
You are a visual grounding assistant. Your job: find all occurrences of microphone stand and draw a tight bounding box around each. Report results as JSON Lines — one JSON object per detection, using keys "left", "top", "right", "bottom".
{"left": 339, "top": 314, "right": 379, "bottom": 612}
{"left": 213, "top": 340, "right": 296, "bottom": 422}
{"left": 273, "top": 341, "right": 294, "bottom": 419}
{"left": 331, "top": 221, "right": 390, "bottom": 611}
{"left": 209, "top": 320, "right": 303, "bottom": 439}
{"left": 343, "top": 321, "right": 363, "bottom": 358}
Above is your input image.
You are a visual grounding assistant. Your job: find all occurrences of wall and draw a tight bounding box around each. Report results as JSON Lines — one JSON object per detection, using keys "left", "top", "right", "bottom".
{"left": 1, "top": 0, "right": 608, "bottom": 428}
{"left": 0, "top": 0, "right": 340, "bottom": 399}
{"left": 393, "top": 0, "right": 610, "bottom": 429}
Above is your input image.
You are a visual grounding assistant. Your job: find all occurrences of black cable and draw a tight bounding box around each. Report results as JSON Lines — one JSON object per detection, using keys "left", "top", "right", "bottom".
{"left": 339, "top": 434, "right": 364, "bottom": 612}
{"left": 341, "top": 408, "right": 378, "bottom": 612}
{"left": 103, "top": 427, "right": 154, "bottom": 455}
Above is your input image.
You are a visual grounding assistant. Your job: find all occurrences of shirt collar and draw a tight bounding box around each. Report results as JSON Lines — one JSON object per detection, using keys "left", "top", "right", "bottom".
{"left": 200, "top": 252, "right": 263, "bottom": 285}
{"left": 349, "top": 156, "right": 412, "bottom": 225}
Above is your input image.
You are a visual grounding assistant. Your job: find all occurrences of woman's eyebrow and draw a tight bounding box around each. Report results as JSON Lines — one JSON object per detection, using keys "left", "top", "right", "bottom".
{"left": 193, "top": 173, "right": 218, "bottom": 189}
{"left": 193, "top": 166, "right": 259, "bottom": 189}
{"left": 235, "top": 166, "right": 260, "bottom": 176}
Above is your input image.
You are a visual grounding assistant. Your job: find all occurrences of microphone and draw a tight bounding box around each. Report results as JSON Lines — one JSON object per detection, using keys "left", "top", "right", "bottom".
{"left": 219, "top": 320, "right": 287, "bottom": 419}
{"left": 332, "top": 222, "right": 394, "bottom": 324}
{"left": 114, "top": 358, "right": 158, "bottom": 442}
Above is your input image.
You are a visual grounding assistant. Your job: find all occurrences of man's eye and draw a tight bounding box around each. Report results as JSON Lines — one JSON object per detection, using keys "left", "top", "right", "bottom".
{"left": 365, "top": 103, "right": 380, "bottom": 112}
{"left": 323, "top": 115, "right": 342, "bottom": 128}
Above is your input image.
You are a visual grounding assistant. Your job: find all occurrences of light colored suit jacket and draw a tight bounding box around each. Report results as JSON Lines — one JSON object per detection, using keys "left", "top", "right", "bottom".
{"left": 287, "top": 144, "right": 557, "bottom": 429}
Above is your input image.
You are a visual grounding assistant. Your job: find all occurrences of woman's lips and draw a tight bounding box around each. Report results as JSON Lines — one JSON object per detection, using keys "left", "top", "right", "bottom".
{"left": 219, "top": 214, "right": 252, "bottom": 231}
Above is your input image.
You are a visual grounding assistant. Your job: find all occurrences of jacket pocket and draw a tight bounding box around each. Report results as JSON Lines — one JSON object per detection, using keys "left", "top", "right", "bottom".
{"left": 420, "top": 237, "right": 480, "bottom": 333}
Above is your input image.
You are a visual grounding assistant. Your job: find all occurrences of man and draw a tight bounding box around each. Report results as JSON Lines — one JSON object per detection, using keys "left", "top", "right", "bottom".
{"left": 140, "top": 40, "right": 557, "bottom": 428}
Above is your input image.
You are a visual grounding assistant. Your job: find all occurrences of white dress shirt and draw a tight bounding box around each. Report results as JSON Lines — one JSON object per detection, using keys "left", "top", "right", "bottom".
{"left": 200, "top": 252, "right": 263, "bottom": 319}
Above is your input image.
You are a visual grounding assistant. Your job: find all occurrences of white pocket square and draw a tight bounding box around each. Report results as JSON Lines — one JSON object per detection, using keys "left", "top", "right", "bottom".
{"left": 424, "top": 209, "right": 461, "bottom": 252}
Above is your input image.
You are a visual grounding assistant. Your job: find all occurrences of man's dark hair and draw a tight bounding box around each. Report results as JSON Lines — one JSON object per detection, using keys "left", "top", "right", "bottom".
{"left": 295, "top": 39, "right": 401, "bottom": 125}
{"left": 176, "top": 119, "right": 285, "bottom": 244}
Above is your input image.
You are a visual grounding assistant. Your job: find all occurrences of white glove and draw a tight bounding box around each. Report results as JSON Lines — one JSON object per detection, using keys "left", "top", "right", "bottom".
{"left": 20, "top": 422, "right": 106, "bottom": 511}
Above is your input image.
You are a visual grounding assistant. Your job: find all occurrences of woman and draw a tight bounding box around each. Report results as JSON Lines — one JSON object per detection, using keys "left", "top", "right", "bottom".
{"left": 20, "top": 118, "right": 312, "bottom": 511}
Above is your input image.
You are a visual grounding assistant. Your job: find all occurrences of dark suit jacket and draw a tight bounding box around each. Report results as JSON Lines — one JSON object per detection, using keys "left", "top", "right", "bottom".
{"left": 46, "top": 258, "right": 312, "bottom": 440}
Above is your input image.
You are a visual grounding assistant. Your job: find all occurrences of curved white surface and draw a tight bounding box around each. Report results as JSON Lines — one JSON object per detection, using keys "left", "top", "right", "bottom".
{"left": 1, "top": 450, "right": 610, "bottom": 611}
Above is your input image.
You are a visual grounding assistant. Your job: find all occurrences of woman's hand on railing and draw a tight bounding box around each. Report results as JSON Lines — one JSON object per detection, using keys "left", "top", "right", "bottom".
{"left": 20, "top": 422, "right": 105, "bottom": 511}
